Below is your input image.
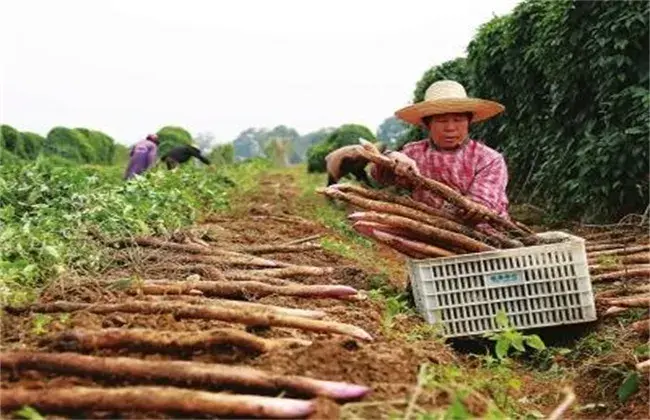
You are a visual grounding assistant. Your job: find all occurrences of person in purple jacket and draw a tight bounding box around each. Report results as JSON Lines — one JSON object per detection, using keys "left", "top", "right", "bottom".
{"left": 124, "top": 134, "right": 160, "bottom": 180}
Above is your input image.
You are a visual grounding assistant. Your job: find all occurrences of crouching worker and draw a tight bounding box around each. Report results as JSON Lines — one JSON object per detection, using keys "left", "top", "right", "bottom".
{"left": 370, "top": 80, "right": 510, "bottom": 224}
{"left": 124, "top": 134, "right": 159, "bottom": 180}
{"left": 161, "top": 144, "right": 211, "bottom": 170}
{"left": 325, "top": 143, "right": 387, "bottom": 187}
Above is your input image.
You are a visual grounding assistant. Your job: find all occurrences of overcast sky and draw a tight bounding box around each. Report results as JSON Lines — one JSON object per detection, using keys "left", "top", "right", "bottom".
{"left": 1, "top": 0, "right": 520, "bottom": 146}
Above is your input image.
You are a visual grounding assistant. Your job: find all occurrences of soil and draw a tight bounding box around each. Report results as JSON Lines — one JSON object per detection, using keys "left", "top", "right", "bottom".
{"left": 1, "top": 169, "right": 648, "bottom": 419}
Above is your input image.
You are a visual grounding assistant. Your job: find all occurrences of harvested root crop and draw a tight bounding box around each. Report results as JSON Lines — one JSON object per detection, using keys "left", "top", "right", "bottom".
{"left": 45, "top": 327, "right": 310, "bottom": 354}
{"left": 637, "top": 359, "right": 650, "bottom": 372}
{"left": 602, "top": 306, "right": 628, "bottom": 317}
{"left": 9, "top": 301, "right": 373, "bottom": 341}
{"left": 0, "top": 386, "right": 315, "bottom": 419}
{"left": 144, "top": 296, "right": 326, "bottom": 319}
{"left": 355, "top": 225, "right": 454, "bottom": 259}
{"left": 158, "top": 253, "right": 290, "bottom": 268}
{"left": 588, "top": 252, "right": 650, "bottom": 266}
{"left": 321, "top": 186, "right": 517, "bottom": 250}
{"left": 597, "top": 294, "right": 650, "bottom": 307}
{"left": 591, "top": 268, "right": 650, "bottom": 283}
{"left": 349, "top": 211, "right": 494, "bottom": 253}
{"left": 225, "top": 266, "right": 334, "bottom": 279}
{"left": 628, "top": 318, "right": 650, "bottom": 336}
{"left": 588, "top": 245, "right": 650, "bottom": 258}
{"left": 144, "top": 263, "right": 227, "bottom": 280}
{"left": 1, "top": 351, "right": 370, "bottom": 401}
{"left": 117, "top": 237, "right": 292, "bottom": 268}
{"left": 332, "top": 182, "right": 460, "bottom": 221}
{"left": 357, "top": 139, "right": 531, "bottom": 237}
{"left": 586, "top": 243, "right": 628, "bottom": 252}
{"left": 282, "top": 234, "right": 325, "bottom": 246}
{"left": 131, "top": 280, "right": 359, "bottom": 300}
{"left": 233, "top": 243, "right": 322, "bottom": 255}
{"left": 589, "top": 264, "right": 650, "bottom": 275}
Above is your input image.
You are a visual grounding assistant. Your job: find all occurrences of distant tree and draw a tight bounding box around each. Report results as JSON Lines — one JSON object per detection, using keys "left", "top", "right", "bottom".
{"left": 290, "top": 127, "right": 336, "bottom": 164}
{"left": 232, "top": 128, "right": 265, "bottom": 160}
{"left": 194, "top": 131, "right": 216, "bottom": 154}
{"left": 209, "top": 143, "right": 235, "bottom": 165}
{"left": 264, "top": 137, "right": 292, "bottom": 167}
{"left": 306, "top": 124, "right": 376, "bottom": 173}
{"left": 376, "top": 116, "right": 408, "bottom": 149}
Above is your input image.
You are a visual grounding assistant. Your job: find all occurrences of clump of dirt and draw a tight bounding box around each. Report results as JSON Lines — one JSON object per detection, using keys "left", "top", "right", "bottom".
{"left": 249, "top": 335, "right": 456, "bottom": 401}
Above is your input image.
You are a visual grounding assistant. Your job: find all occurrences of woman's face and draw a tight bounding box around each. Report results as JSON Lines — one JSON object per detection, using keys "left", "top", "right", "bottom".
{"left": 428, "top": 113, "right": 470, "bottom": 149}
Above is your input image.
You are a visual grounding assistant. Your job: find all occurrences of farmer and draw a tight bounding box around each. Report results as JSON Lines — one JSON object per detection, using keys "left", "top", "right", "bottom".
{"left": 325, "top": 143, "right": 387, "bottom": 187}
{"left": 160, "top": 144, "right": 211, "bottom": 170}
{"left": 371, "top": 80, "right": 509, "bottom": 224}
{"left": 124, "top": 134, "right": 159, "bottom": 180}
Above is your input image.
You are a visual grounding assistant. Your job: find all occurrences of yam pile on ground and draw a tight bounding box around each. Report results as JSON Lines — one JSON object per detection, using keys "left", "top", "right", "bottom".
{"left": 1, "top": 232, "right": 376, "bottom": 419}
{"left": 582, "top": 224, "right": 650, "bottom": 347}
{"left": 317, "top": 140, "right": 560, "bottom": 260}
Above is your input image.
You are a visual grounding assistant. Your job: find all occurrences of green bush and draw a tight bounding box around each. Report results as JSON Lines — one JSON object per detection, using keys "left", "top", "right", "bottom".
{"left": 466, "top": 0, "right": 649, "bottom": 222}
{"left": 306, "top": 124, "right": 376, "bottom": 173}
{"left": 43, "top": 127, "right": 95, "bottom": 163}
{"left": 156, "top": 126, "right": 193, "bottom": 157}
{"left": 1, "top": 125, "right": 26, "bottom": 158}
{"left": 0, "top": 156, "right": 244, "bottom": 303}
{"left": 20, "top": 132, "right": 45, "bottom": 159}
{"left": 209, "top": 143, "right": 235, "bottom": 166}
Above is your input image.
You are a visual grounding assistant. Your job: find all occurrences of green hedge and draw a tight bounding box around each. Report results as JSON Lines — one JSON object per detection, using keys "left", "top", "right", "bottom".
{"left": 306, "top": 124, "right": 376, "bottom": 173}
{"left": 399, "top": 0, "right": 649, "bottom": 222}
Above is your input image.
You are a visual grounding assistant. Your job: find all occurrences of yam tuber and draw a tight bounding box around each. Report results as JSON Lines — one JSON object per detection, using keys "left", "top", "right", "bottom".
{"left": 9, "top": 301, "right": 373, "bottom": 341}
{"left": 132, "top": 280, "right": 359, "bottom": 300}
{"left": 1, "top": 351, "right": 370, "bottom": 401}
{"left": 320, "top": 186, "right": 507, "bottom": 248}
{"left": 45, "top": 327, "right": 310, "bottom": 354}
{"left": 233, "top": 243, "right": 322, "bottom": 255}
{"left": 591, "top": 268, "right": 650, "bottom": 283}
{"left": 348, "top": 211, "right": 494, "bottom": 253}
{"left": 0, "top": 386, "right": 315, "bottom": 418}
{"left": 145, "top": 295, "right": 326, "bottom": 319}
{"left": 225, "top": 266, "right": 334, "bottom": 279}
{"left": 370, "top": 229, "right": 454, "bottom": 258}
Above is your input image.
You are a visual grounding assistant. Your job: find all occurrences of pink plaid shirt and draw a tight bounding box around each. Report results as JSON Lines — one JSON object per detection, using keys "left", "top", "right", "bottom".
{"left": 371, "top": 138, "right": 510, "bottom": 219}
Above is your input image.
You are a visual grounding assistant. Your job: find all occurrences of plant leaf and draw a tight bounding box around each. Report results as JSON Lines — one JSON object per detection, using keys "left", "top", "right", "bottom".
{"left": 617, "top": 372, "right": 640, "bottom": 403}
{"left": 496, "top": 338, "right": 510, "bottom": 360}
{"left": 524, "top": 335, "right": 547, "bottom": 351}
{"left": 495, "top": 310, "right": 509, "bottom": 328}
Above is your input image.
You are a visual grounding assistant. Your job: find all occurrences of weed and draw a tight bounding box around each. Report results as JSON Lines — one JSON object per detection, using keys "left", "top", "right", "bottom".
{"left": 483, "top": 310, "right": 546, "bottom": 361}
{"left": 31, "top": 314, "right": 52, "bottom": 336}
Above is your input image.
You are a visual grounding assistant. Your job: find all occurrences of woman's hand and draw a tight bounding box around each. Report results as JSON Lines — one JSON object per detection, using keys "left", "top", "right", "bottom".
{"left": 387, "top": 152, "right": 420, "bottom": 177}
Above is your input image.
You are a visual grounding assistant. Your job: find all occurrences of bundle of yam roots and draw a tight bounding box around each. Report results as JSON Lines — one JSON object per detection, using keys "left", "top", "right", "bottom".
{"left": 585, "top": 225, "right": 650, "bottom": 355}
{"left": 317, "top": 139, "right": 552, "bottom": 259}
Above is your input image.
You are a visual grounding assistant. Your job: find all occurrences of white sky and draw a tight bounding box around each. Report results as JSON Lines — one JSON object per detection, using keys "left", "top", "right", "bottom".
{"left": 1, "top": 0, "right": 520, "bottom": 146}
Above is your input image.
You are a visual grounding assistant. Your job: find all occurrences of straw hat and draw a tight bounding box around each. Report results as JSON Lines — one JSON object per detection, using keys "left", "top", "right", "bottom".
{"left": 394, "top": 80, "right": 505, "bottom": 126}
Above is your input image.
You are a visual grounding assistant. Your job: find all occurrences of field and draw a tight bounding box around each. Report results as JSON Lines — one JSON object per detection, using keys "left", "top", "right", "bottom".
{"left": 1, "top": 158, "right": 648, "bottom": 420}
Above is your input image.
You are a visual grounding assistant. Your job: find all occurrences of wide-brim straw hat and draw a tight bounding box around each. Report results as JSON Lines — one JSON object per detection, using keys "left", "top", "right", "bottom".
{"left": 394, "top": 80, "right": 505, "bottom": 126}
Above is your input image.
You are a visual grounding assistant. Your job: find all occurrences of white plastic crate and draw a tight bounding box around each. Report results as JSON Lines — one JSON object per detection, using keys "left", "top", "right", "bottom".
{"left": 407, "top": 231, "right": 597, "bottom": 338}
